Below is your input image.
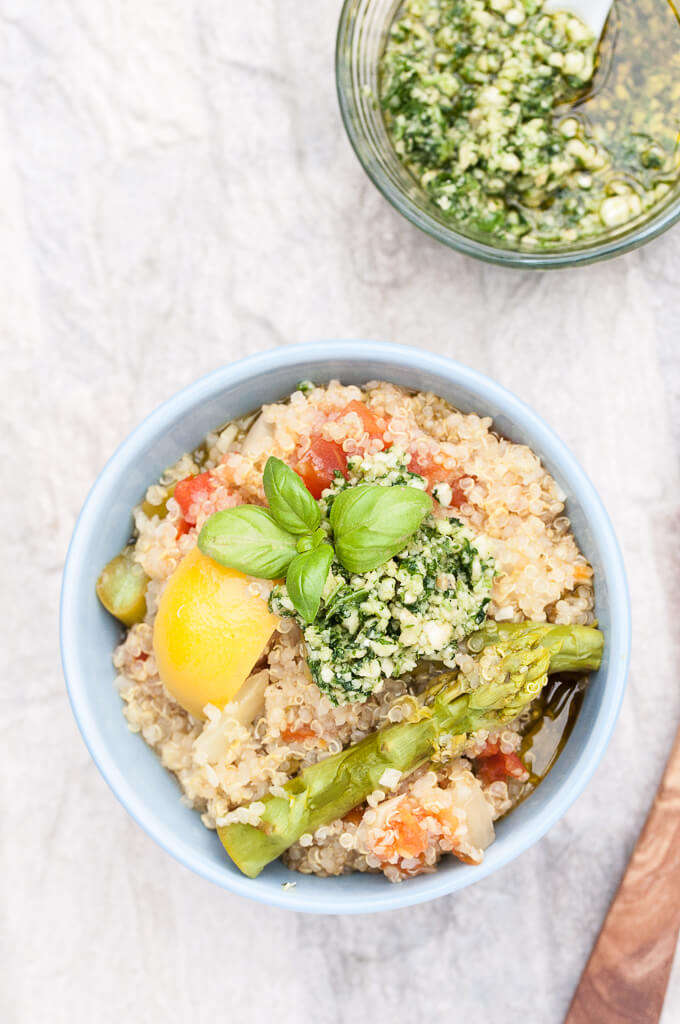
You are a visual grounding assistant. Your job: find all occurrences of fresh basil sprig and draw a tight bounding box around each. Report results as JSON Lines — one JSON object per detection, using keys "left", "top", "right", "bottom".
{"left": 199, "top": 506, "right": 298, "bottom": 578}
{"left": 198, "top": 455, "right": 434, "bottom": 623}
{"left": 330, "top": 483, "right": 433, "bottom": 573}
{"left": 285, "top": 544, "right": 334, "bottom": 623}
{"left": 263, "top": 456, "right": 321, "bottom": 535}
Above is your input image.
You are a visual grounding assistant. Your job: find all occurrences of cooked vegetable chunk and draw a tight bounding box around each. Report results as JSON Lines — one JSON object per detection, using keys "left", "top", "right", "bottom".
{"left": 153, "top": 548, "right": 278, "bottom": 719}
{"left": 96, "top": 546, "right": 149, "bottom": 627}
{"left": 141, "top": 483, "right": 175, "bottom": 520}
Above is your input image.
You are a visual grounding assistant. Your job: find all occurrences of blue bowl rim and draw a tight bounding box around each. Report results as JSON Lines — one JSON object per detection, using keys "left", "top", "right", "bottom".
{"left": 60, "top": 340, "right": 631, "bottom": 913}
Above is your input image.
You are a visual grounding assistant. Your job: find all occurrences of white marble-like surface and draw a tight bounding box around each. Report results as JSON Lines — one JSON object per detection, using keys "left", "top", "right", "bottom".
{"left": 1, "top": 3, "right": 679, "bottom": 1022}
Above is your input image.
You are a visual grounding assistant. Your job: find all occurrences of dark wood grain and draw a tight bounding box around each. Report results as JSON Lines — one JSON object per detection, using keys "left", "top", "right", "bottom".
{"left": 564, "top": 728, "right": 680, "bottom": 1024}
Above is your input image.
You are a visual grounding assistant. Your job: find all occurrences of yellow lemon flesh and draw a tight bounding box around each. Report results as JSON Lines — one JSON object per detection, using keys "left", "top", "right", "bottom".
{"left": 153, "top": 547, "right": 278, "bottom": 720}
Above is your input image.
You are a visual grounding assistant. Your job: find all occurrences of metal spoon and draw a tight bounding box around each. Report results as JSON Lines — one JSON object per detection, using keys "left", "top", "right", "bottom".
{"left": 543, "top": 0, "right": 612, "bottom": 39}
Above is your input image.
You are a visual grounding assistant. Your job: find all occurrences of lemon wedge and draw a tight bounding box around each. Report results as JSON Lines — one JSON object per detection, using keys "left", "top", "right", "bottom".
{"left": 153, "top": 547, "right": 278, "bottom": 719}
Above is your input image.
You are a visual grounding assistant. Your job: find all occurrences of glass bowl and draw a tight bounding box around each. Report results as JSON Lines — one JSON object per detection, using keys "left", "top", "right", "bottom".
{"left": 335, "top": 0, "right": 680, "bottom": 269}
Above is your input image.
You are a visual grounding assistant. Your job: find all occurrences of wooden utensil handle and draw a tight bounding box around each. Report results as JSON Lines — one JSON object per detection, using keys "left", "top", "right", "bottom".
{"left": 564, "top": 728, "right": 680, "bottom": 1024}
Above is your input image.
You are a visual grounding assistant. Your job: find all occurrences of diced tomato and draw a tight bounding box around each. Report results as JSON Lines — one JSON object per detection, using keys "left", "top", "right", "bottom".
{"left": 475, "top": 741, "right": 527, "bottom": 787}
{"left": 388, "top": 806, "right": 430, "bottom": 860}
{"left": 408, "top": 452, "right": 469, "bottom": 507}
{"left": 175, "top": 518, "right": 191, "bottom": 539}
{"left": 294, "top": 404, "right": 385, "bottom": 498}
{"left": 334, "top": 400, "right": 385, "bottom": 439}
{"left": 408, "top": 453, "right": 450, "bottom": 487}
{"left": 295, "top": 439, "right": 348, "bottom": 499}
{"left": 366, "top": 799, "right": 431, "bottom": 863}
{"left": 173, "top": 472, "right": 215, "bottom": 525}
{"left": 280, "top": 725, "right": 318, "bottom": 744}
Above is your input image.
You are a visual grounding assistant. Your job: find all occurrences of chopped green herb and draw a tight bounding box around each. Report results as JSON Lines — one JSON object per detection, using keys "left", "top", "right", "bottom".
{"left": 380, "top": 0, "right": 680, "bottom": 247}
{"left": 270, "top": 450, "right": 495, "bottom": 704}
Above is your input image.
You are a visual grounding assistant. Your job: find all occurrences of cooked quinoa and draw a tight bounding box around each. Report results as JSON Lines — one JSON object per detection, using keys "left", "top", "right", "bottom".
{"left": 109, "top": 380, "right": 595, "bottom": 881}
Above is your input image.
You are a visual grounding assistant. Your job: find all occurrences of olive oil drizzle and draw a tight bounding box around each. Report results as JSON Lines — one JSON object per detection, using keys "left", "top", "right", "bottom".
{"left": 514, "top": 674, "right": 587, "bottom": 802}
{"left": 580, "top": 0, "right": 680, "bottom": 190}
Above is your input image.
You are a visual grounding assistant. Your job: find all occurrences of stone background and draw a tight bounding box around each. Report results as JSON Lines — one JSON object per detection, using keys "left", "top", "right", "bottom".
{"left": 1, "top": 3, "right": 678, "bottom": 1022}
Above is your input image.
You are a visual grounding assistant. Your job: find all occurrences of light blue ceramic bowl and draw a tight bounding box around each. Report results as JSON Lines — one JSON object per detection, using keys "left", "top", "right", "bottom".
{"left": 61, "top": 341, "right": 630, "bottom": 914}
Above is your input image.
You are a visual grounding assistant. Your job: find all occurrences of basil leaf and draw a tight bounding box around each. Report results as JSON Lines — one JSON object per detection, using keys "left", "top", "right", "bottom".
{"left": 263, "top": 456, "right": 320, "bottom": 535}
{"left": 286, "top": 544, "right": 334, "bottom": 623}
{"left": 198, "top": 505, "right": 298, "bottom": 579}
{"left": 320, "top": 584, "right": 370, "bottom": 623}
{"left": 330, "top": 484, "right": 432, "bottom": 573}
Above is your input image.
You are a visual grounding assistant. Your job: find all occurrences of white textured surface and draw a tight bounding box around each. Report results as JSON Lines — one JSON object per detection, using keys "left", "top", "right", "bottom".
{"left": 2, "top": 3, "right": 680, "bottom": 1022}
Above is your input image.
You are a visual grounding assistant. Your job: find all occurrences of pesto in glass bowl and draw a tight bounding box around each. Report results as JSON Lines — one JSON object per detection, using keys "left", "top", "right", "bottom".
{"left": 336, "top": 0, "right": 680, "bottom": 267}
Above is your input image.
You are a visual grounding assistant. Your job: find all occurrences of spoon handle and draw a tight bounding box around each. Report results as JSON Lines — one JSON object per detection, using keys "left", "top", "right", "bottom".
{"left": 542, "top": 0, "right": 612, "bottom": 40}
{"left": 564, "top": 728, "right": 680, "bottom": 1024}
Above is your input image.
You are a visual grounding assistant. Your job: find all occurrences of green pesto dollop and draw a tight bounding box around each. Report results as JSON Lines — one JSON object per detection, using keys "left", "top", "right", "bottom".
{"left": 380, "top": 0, "right": 680, "bottom": 246}
{"left": 270, "top": 449, "right": 495, "bottom": 705}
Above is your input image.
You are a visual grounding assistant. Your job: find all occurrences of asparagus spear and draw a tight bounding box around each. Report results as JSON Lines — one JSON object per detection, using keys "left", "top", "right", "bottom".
{"left": 218, "top": 622, "right": 603, "bottom": 878}
{"left": 468, "top": 620, "right": 604, "bottom": 675}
